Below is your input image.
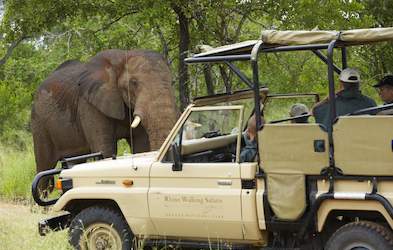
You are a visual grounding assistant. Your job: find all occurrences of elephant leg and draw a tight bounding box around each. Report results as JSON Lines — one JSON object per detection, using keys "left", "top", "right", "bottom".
{"left": 79, "top": 99, "right": 117, "bottom": 158}
{"left": 32, "top": 126, "right": 58, "bottom": 196}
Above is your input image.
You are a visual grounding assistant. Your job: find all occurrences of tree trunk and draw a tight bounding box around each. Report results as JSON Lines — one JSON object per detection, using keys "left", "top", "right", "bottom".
{"left": 203, "top": 64, "right": 214, "bottom": 95}
{"left": 195, "top": 12, "right": 215, "bottom": 96}
{"left": 219, "top": 65, "right": 232, "bottom": 93}
{"left": 0, "top": 36, "right": 26, "bottom": 67}
{"left": 172, "top": 4, "right": 190, "bottom": 111}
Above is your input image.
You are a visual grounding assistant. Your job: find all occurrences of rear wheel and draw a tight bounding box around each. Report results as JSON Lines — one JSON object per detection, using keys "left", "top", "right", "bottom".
{"left": 325, "top": 221, "right": 393, "bottom": 250}
{"left": 69, "top": 206, "right": 133, "bottom": 250}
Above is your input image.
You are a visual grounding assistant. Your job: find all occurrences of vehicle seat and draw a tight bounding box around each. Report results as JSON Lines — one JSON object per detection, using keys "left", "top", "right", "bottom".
{"left": 258, "top": 123, "right": 328, "bottom": 220}
{"left": 334, "top": 116, "right": 393, "bottom": 175}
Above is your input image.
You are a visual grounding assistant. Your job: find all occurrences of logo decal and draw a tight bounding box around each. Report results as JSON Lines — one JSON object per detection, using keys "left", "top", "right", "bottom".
{"left": 96, "top": 180, "right": 116, "bottom": 185}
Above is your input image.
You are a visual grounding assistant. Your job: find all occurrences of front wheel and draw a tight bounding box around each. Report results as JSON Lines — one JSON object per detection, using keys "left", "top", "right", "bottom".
{"left": 69, "top": 206, "right": 133, "bottom": 250}
{"left": 325, "top": 221, "right": 393, "bottom": 250}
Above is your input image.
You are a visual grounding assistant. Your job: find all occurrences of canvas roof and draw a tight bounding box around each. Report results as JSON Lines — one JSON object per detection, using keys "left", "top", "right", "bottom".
{"left": 191, "top": 27, "right": 393, "bottom": 58}
{"left": 261, "top": 27, "right": 393, "bottom": 45}
{"left": 193, "top": 40, "right": 258, "bottom": 58}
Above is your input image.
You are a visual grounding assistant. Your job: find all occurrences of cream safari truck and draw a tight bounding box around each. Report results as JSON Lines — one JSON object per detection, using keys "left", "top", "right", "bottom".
{"left": 33, "top": 28, "right": 393, "bottom": 250}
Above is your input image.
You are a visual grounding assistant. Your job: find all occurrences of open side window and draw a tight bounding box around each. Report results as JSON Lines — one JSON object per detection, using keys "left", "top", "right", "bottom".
{"left": 263, "top": 93, "right": 319, "bottom": 124}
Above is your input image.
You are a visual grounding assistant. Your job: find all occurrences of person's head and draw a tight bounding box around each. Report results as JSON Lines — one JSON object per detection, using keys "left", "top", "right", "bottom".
{"left": 246, "top": 114, "right": 264, "bottom": 141}
{"left": 339, "top": 68, "right": 360, "bottom": 90}
{"left": 289, "top": 103, "right": 309, "bottom": 123}
{"left": 373, "top": 75, "right": 393, "bottom": 104}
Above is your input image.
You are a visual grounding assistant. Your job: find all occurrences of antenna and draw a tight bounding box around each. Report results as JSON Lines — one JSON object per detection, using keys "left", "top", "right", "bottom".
{"left": 126, "top": 51, "right": 134, "bottom": 154}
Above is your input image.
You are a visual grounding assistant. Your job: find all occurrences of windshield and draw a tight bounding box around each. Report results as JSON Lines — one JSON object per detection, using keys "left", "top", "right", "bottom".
{"left": 183, "top": 109, "right": 241, "bottom": 140}
{"left": 210, "top": 98, "right": 257, "bottom": 130}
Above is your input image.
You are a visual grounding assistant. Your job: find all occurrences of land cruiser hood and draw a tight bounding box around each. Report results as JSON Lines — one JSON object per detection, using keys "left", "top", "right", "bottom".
{"left": 60, "top": 151, "right": 158, "bottom": 178}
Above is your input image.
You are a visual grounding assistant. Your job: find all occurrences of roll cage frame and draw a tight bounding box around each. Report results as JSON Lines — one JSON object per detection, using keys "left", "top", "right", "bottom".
{"left": 185, "top": 40, "right": 357, "bottom": 174}
{"left": 185, "top": 40, "right": 393, "bottom": 237}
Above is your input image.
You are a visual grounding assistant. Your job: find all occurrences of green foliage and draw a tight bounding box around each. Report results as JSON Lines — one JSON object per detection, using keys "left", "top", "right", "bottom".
{"left": 0, "top": 43, "right": 51, "bottom": 148}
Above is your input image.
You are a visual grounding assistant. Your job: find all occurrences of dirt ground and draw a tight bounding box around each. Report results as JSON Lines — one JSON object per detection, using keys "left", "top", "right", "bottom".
{"left": 0, "top": 199, "right": 71, "bottom": 250}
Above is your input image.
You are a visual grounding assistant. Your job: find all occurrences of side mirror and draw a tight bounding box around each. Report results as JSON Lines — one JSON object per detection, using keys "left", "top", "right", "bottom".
{"left": 171, "top": 143, "right": 183, "bottom": 171}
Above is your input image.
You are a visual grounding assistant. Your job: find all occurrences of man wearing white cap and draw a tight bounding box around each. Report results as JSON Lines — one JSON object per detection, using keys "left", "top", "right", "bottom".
{"left": 313, "top": 68, "right": 376, "bottom": 128}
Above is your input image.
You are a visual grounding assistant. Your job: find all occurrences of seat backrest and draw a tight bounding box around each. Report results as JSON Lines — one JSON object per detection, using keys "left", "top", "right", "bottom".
{"left": 258, "top": 124, "right": 328, "bottom": 220}
{"left": 258, "top": 124, "right": 329, "bottom": 175}
{"left": 334, "top": 116, "right": 393, "bottom": 175}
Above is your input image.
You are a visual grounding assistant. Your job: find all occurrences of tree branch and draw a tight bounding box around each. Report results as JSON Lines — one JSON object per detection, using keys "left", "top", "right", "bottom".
{"left": 0, "top": 36, "right": 27, "bottom": 66}
{"left": 234, "top": 11, "right": 250, "bottom": 41}
{"left": 93, "top": 11, "right": 138, "bottom": 34}
{"left": 154, "top": 24, "right": 170, "bottom": 60}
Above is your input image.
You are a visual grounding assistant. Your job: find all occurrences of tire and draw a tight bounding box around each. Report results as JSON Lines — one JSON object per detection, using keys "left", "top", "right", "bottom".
{"left": 325, "top": 221, "right": 393, "bottom": 250}
{"left": 69, "top": 206, "right": 134, "bottom": 250}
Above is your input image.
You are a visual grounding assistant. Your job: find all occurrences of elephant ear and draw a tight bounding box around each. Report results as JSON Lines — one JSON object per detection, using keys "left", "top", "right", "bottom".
{"left": 78, "top": 61, "right": 125, "bottom": 120}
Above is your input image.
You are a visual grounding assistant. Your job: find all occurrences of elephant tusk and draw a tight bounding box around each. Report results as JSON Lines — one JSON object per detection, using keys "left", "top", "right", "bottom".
{"left": 131, "top": 115, "right": 141, "bottom": 128}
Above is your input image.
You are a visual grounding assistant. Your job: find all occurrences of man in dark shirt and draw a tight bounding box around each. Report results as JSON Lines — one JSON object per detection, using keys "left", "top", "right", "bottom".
{"left": 240, "top": 115, "right": 265, "bottom": 162}
{"left": 313, "top": 68, "right": 376, "bottom": 128}
{"left": 373, "top": 75, "right": 393, "bottom": 104}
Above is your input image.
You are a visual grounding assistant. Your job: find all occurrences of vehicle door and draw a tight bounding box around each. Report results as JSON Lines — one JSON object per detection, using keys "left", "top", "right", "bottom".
{"left": 148, "top": 105, "right": 244, "bottom": 239}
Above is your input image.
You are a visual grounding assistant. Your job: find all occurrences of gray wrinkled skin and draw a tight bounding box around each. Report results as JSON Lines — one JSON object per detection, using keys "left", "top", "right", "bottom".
{"left": 31, "top": 50, "right": 177, "bottom": 189}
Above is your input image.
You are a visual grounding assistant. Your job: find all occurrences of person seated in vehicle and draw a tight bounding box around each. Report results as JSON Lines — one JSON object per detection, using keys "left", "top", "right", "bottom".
{"left": 372, "top": 75, "right": 393, "bottom": 115}
{"left": 374, "top": 75, "right": 393, "bottom": 105}
{"left": 289, "top": 103, "right": 309, "bottom": 123}
{"left": 312, "top": 68, "right": 376, "bottom": 128}
{"left": 240, "top": 115, "right": 265, "bottom": 162}
{"left": 183, "top": 120, "right": 202, "bottom": 140}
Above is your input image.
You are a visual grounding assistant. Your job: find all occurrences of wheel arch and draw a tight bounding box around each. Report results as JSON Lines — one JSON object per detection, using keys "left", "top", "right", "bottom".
{"left": 64, "top": 199, "right": 123, "bottom": 217}
{"left": 52, "top": 187, "right": 157, "bottom": 235}
{"left": 317, "top": 199, "right": 393, "bottom": 232}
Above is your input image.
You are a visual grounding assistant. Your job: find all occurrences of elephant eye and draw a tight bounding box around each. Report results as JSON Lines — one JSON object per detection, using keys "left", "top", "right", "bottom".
{"left": 129, "top": 78, "right": 138, "bottom": 87}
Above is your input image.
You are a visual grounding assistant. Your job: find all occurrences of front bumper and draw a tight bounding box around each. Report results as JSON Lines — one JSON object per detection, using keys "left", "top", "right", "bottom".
{"left": 38, "top": 213, "right": 71, "bottom": 236}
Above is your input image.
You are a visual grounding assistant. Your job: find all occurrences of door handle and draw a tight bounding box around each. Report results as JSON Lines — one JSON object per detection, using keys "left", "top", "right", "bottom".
{"left": 217, "top": 180, "right": 232, "bottom": 186}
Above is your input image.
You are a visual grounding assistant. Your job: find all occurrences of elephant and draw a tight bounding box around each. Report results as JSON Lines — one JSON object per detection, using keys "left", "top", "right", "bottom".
{"left": 31, "top": 49, "right": 178, "bottom": 190}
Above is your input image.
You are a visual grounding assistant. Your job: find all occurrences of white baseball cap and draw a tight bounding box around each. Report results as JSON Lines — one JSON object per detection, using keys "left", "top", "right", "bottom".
{"left": 339, "top": 68, "right": 360, "bottom": 83}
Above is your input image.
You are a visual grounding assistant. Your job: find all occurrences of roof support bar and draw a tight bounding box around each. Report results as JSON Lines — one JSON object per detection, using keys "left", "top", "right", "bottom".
{"left": 225, "top": 61, "right": 253, "bottom": 88}
{"left": 251, "top": 41, "right": 264, "bottom": 130}
{"left": 184, "top": 54, "right": 251, "bottom": 64}
{"left": 250, "top": 41, "right": 264, "bottom": 171}
{"left": 341, "top": 47, "right": 348, "bottom": 69}
{"left": 262, "top": 43, "right": 329, "bottom": 53}
{"left": 327, "top": 40, "right": 338, "bottom": 171}
{"left": 312, "top": 50, "right": 342, "bottom": 74}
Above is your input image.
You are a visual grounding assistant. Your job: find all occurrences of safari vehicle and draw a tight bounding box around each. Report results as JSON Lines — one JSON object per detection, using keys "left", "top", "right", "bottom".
{"left": 33, "top": 27, "right": 393, "bottom": 250}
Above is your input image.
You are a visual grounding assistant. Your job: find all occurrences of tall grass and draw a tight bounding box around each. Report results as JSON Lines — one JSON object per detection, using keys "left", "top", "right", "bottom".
{"left": 0, "top": 135, "right": 36, "bottom": 201}
{"left": 0, "top": 201, "right": 72, "bottom": 250}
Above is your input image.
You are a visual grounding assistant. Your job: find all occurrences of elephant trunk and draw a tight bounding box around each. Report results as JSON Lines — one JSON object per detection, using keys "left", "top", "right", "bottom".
{"left": 133, "top": 91, "right": 177, "bottom": 150}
